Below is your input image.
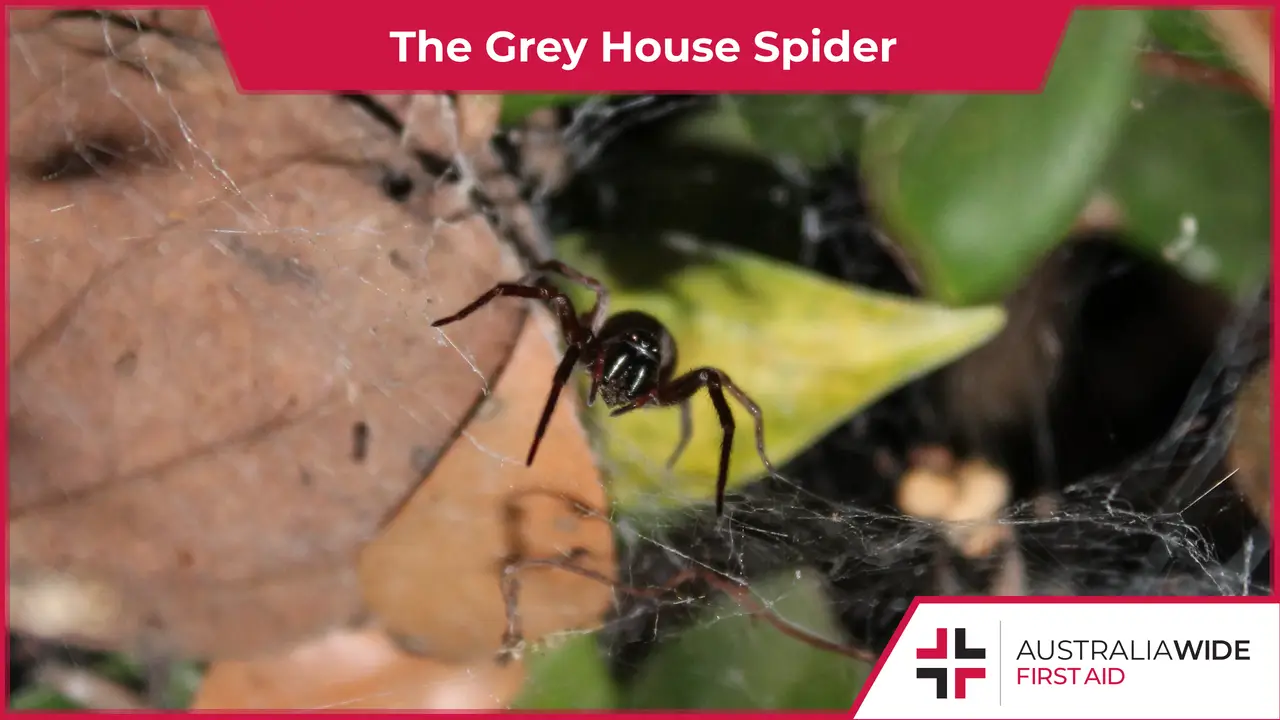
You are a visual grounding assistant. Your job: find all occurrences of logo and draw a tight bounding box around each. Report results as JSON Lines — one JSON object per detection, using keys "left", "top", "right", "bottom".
{"left": 916, "top": 627, "right": 987, "bottom": 699}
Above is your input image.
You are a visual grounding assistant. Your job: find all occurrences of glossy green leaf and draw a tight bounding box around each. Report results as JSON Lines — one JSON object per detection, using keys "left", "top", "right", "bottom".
{"left": 861, "top": 10, "right": 1148, "bottom": 305}
{"left": 511, "top": 632, "right": 620, "bottom": 710}
{"left": 553, "top": 234, "right": 1005, "bottom": 514}
{"left": 1146, "top": 9, "right": 1234, "bottom": 71}
{"left": 501, "top": 93, "right": 592, "bottom": 125}
{"left": 1102, "top": 76, "right": 1270, "bottom": 298}
{"left": 623, "top": 570, "right": 869, "bottom": 709}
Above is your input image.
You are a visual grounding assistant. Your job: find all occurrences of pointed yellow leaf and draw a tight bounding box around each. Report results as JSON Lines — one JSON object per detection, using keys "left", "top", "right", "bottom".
{"left": 554, "top": 234, "right": 1006, "bottom": 514}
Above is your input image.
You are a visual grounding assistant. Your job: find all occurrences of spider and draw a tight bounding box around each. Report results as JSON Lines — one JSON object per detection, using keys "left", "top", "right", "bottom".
{"left": 431, "top": 260, "right": 776, "bottom": 516}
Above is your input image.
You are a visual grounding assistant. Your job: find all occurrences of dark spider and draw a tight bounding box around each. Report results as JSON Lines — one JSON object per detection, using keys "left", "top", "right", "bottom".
{"left": 431, "top": 260, "right": 776, "bottom": 516}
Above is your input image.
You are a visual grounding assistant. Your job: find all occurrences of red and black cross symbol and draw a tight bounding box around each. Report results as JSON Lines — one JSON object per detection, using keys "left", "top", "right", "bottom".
{"left": 915, "top": 628, "right": 987, "bottom": 699}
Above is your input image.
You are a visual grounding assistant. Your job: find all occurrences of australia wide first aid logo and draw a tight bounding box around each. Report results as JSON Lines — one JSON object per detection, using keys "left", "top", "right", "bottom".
{"left": 911, "top": 625, "right": 1134, "bottom": 702}
{"left": 854, "top": 602, "right": 1280, "bottom": 719}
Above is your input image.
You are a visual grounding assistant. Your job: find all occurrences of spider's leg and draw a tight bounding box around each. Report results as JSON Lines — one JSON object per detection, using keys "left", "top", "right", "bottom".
{"left": 527, "top": 345, "right": 582, "bottom": 466}
{"left": 530, "top": 260, "right": 610, "bottom": 334}
{"left": 433, "top": 282, "right": 587, "bottom": 346}
{"left": 432, "top": 283, "right": 542, "bottom": 327}
{"left": 666, "top": 399, "right": 693, "bottom": 469}
{"left": 701, "top": 375, "right": 736, "bottom": 517}
{"left": 657, "top": 368, "right": 770, "bottom": 516}
{"left": 655, "top": 369, "right": 735, "bottom": 515}
{"left": 587, "top": 353, "right": 606, "bottom": 407}
{"left": 719, "top": 377, "right": 776, "bottom": 475}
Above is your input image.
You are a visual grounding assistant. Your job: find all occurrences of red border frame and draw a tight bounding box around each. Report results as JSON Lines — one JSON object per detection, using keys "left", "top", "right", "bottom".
{"left": 2, "top": 2, "right": 1276, "bottom": 718}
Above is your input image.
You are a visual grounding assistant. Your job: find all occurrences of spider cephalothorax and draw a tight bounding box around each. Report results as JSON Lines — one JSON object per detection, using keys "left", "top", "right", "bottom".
{"left": 431, "top": 261, "right": 775, "bottom": 516}
{"left": 592, "top": 311, "right": 675, "bottom": 409}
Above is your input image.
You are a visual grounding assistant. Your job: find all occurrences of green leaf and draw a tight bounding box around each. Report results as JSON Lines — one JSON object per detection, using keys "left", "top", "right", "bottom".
{"left": 861, "top": 9, "right": 1148, "bottom": 305}
{"left": 157, "top": 660, "right": 205, "bottom": 709}
{"left": 657, "top": 97, "right": 762, "bottom": 157}
{"left": 91, "top": 653, "right": 147, "bottom": 687}
{"left": 1146, "top": 9, "right": 1234, "bottom": 71}
{"left": 623, "top": 570, "right": 869, "bottom": 709}
{"left": 9, "top": 686, "right": 84, "bottom": 710}
{"left": 665, "top": 95, "right": 893, "bottom": 166}
{"left": 721, "top": 95, "right": 880, "bottom": 164}
{"left": 511, "top": 633, "right": 620, "bottom": 709}
{"left": 1101, "top": 76, "right": 1270, "bottom": 298}
{"left": 501, "top": 94, "right": 592, "bottom": 125}
{"left": 553, "top": 234, "right": 1005, "bottom": 514}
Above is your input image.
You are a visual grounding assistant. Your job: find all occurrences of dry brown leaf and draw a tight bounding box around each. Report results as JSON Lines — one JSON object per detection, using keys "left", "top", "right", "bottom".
{"left": 359, "top": 313, "right": 615, "bottom": 664}
{"left": 4, "top": 9, "right": 223, "bottom": 45}
{"left": 387, "top": 95, "right": 456, "bottom": 160}
{"left": 375, "top": 94, "right": 500, "bottom": 165}
{"left": 193, "top": 626, "right": 523, "bottom": 710}
{"left": 374, "top": 93, "right": 559, "bottom": 264}
{"left": 1228, "top": 363, "right": 1271, "bottom": 529}
{"left": 453, "top": 94, "right": 505, "bottom": 156}
{"left": 1201, "top": 9, "right": 1272, "bottom": 106}
{"left": 8, "top": 10, "right": 525, "bottom": 660}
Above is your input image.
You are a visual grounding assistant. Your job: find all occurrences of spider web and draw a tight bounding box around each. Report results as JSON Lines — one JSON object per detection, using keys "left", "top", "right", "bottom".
{"left": 518, "top": 57, "right": 1272, "bottom": 706}
{"left": 5, "top": 8, "right": 1272, "bottom": 712}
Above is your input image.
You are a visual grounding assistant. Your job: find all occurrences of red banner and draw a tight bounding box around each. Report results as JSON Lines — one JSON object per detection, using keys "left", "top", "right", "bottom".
{"left": 204, "top": 1, "right": 1082, "bottom": 93}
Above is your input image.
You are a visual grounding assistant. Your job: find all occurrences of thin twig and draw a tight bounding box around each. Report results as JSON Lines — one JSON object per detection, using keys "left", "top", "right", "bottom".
{"left": 498, "top": 551, "right": 876, "bottom": 665}
{"left": 1140, "top": 50, "right": 1256, "bottom": 96}
{"left": 1200, "top": 9, "right": 1272, "bottom": 106}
